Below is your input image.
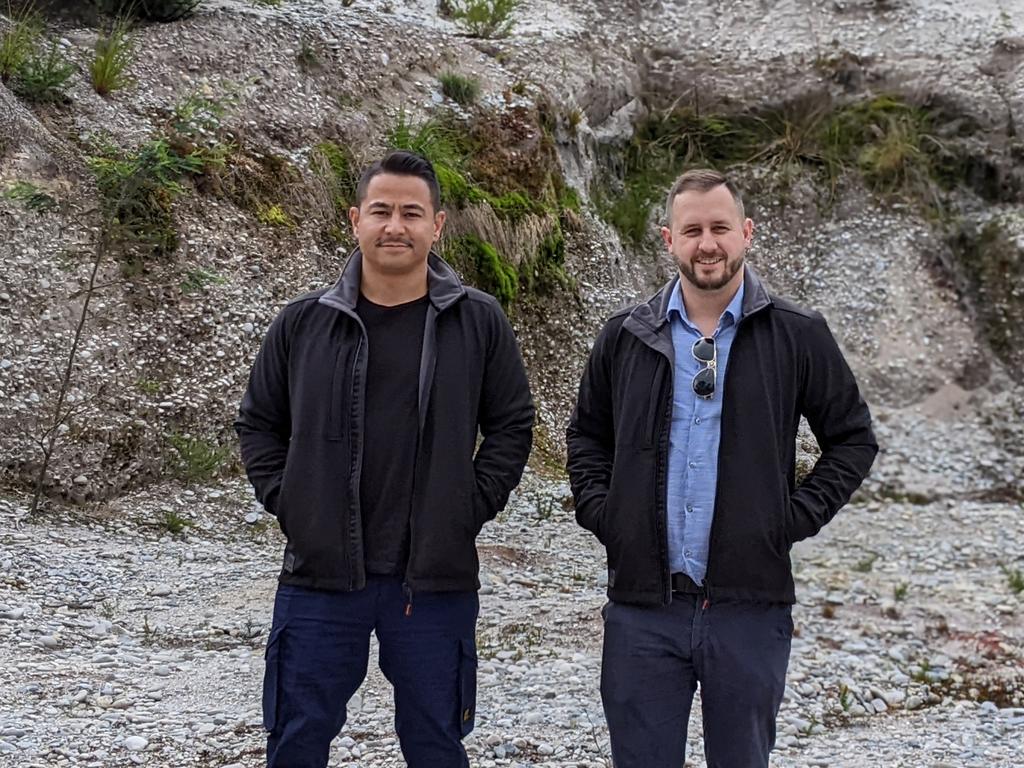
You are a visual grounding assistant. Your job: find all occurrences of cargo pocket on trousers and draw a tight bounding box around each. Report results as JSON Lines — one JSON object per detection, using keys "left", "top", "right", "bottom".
{"left": 457, "top": 637, "right": 478, "bottom": 737}
{"left": 262, "top": 625, "right": 284, "bottom": 733}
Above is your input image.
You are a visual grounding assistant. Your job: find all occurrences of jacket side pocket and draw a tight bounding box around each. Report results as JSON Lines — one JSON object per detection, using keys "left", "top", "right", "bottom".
{"left": 457, "top": 637, "right": 478, "bottom": 737}
{"left": 262, "top": 626, "right": 284, "bottom": 733}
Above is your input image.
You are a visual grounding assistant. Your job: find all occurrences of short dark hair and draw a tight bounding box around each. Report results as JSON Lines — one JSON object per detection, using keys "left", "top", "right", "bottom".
{"left": 355, "top": 150, "right": 442, "bottom": 212}
{"left": 664, "top": 168, "right": 745, "bottom": 224}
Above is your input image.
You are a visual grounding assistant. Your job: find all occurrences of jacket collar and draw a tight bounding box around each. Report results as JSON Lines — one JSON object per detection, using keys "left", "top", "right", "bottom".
{"left": 318, "top": 248, "right": 467, "bottom": 314}
{"left": 631, "top": 262, "right": 773, "bottom": 332}
{"left": 623, "top": 263, "right": 772, "bottom": 359}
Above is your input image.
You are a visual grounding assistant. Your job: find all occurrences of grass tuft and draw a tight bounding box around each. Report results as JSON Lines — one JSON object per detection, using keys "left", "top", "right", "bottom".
{"left": 0, "top": 2, "right": 41, "bottom": 84}
{"left": 439, "top": 71, "right": 480, "bottom": 106}
{"left": 12, "top": 38, "right": 74, "bottom": 103}
{"left": 90, "top": 15, "right": 135, "bottom": 96}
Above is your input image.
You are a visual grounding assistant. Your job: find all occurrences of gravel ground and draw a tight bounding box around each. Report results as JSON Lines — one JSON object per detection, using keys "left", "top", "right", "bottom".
{"left": 1, "top": 465, "right": 1021, "bottom": 768}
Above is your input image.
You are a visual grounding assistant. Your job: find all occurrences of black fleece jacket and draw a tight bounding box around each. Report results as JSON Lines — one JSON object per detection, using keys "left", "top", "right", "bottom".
{"left": 235, "top": 251, "right": 534, "bottom": 593}
{"left": 567, "top": 265, "right": 878, "bottom": 605}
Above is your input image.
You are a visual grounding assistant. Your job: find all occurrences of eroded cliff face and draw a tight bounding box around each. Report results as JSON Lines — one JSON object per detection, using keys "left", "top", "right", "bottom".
{"left": 1, "top": 0, "right": 1022, "bottom": 507}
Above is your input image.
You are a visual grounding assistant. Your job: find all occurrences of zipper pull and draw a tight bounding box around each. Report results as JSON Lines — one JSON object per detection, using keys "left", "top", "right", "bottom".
{"left": 403, "top": 584, "right": 413, "bottom": 617}
{"left": 702, "top": 598, "right": 710, "bottom": 611}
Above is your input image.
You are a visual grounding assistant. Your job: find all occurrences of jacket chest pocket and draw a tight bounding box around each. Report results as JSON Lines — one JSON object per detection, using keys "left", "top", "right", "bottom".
{"left": 326, "top": 337, "right": 362, "bottom": 441}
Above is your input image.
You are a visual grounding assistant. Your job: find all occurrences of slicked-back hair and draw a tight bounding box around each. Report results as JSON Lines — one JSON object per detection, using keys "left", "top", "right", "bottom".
{"left": 664, "top": 169, "right": 745, "bottom": 225}
{"left": 355, "top": 150, "right": 442, "bottom": 213}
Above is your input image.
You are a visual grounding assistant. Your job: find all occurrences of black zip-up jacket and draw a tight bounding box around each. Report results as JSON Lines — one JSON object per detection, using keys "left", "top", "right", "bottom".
{"left": 566, "top": 265, "right": 877, "bottom": 606}
{"left": 235, "top": 250, "right": 534, "bottom": 593}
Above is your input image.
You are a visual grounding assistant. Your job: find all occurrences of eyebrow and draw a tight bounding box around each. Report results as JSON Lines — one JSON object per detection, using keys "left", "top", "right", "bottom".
{"left": 366, "top": 201, "right": 427, "bottom": 212}
{"left": 679, "top": 218, "right": 733, "bottom": 228}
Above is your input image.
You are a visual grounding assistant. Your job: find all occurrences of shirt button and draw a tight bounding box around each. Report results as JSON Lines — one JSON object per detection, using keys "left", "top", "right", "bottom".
{"left": 684, "top": 550, "right": 692, "bottom": 557}
{"left": 694, "top": 417, "right": 702, "bottom": 425}
{"left": 688, "top": 461, "right": 696, "bottom": 468}
{"left": 686, "top": 504, "right": 693, "bottom": 512}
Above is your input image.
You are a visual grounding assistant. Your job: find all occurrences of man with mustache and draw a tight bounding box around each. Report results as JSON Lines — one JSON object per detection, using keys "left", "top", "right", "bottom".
{"left": 236, "top": 150, "right": 534, "bottom": 768}
{"left": 567, "top": 169, "right": 877, "bottom": 767}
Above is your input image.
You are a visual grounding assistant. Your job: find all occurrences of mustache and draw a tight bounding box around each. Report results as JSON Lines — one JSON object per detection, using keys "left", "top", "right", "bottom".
{"left": 376, "top": 238, "right": 413, "bottom": 247}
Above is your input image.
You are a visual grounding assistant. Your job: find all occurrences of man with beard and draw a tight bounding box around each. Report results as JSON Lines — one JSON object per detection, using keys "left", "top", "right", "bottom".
{"left": 566, "top": 169, "right": 877, "bottom": 767}
{"left": 236, "top": 151, "right": 534, "bottom": 768}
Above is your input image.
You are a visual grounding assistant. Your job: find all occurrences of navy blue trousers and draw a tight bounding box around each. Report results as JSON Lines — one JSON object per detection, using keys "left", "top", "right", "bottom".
{"left": 601, "top": 595, "right": 792, "bottom": 768}
{"left": 262, "top": 578, "right": 479, "bottom": 768}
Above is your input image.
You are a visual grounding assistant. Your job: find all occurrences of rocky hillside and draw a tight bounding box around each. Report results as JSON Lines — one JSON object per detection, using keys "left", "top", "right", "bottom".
{"left": 1, "top": 1, "right": 1023, "bottom": 766}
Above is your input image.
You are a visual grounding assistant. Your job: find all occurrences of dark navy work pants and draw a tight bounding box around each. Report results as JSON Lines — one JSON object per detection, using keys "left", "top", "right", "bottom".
{"left": 262, "top": 578, "right": 479, "bottom": 768}
{"left": 601, "top": 595, "right": 792, "bottom": 768}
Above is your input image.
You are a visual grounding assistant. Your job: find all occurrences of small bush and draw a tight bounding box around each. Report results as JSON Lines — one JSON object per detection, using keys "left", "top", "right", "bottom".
{"left": 161, "top": 509, "right": 192, "bottom": 534}
{"left": 439, "top": 71, "right": 480, "bottom": 106}
{"left": 1004, "top": 565, "right": 1024, "bottom": 595}
{"left": 12, "top": 39, "right": 75, "bottom": 103}
{"left": 88, "top": 137, "right": 206, "bottom": 262}
{"left": 90, "top": 16, "right": 135, "bottom": 96}
{"left": 166, "top": 433, "right": 232, "bottom": 484}
{"left": 3, "top": 180, "right": 57, "bottom": 211}
{"left": 448, "top": 0, "right": 519, "bottom": 38}
{"left": 98, "top": 0, "right": 203, "bottom": 21}
{"left": 0, "top": 3, "right": 42, "bottom": 83}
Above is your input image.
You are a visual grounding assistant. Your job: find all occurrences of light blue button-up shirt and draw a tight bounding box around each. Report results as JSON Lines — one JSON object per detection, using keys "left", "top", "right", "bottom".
{"left": 666, "top": 279, "right": 745, "bottom": 583}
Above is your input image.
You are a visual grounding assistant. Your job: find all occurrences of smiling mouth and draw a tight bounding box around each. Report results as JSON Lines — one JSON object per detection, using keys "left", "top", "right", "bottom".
{"left": 695, "top": 256, "right": 724, "bottom": 265}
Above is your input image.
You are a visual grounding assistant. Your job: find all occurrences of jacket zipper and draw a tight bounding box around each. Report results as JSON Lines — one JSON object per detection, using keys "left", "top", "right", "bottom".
{"left": 702, "top": 314, "right": 753, "bottom": 609}
{"left": 654, "top": 353, "right": 674, "bottom": 605}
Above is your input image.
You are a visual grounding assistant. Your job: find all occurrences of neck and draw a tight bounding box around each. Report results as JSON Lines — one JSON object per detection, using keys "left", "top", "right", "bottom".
{"left": 360, "top": 264, "right": 429, "bottom": 306}
{"left": 679, "top": 273, "right": 742, "bottom": 334}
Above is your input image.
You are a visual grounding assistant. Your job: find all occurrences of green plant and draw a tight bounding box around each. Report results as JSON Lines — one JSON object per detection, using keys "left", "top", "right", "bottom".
{"left": 3, "top": 180, "right": 57, "bottom": 211}
{"left": 161, "top": 509, "right": 192, "bottom": 534}
{"left": 314, "top": 140, "right": 358, "bottom": 210}
{"left": 296, "top": 36, "right": 318, "bottom": 70}
{"left": 893, "top": 582, "right": 909, "bottom": 601}
{"left": 439, "top": 71, "right": 480, "bottom": 106}
{"left": 257, "top": 203, "right": 295, "bottom": 228}
{"left": 99, "top": 0, "right": 202, "bottom": 21}
{"left": 90, "top": 15, "right": 135, "bottom": 96}
{"left": 12, "top": 39, "right": 75, "bottom": 103}
{"left": 0, "top": 2, "right": 41, "bottom": 83}
{"left": 89, "top": 137, "right": 206, "bottom": 263}
{"left": 135, "top": 377, "right": 162, "bottom": 395}
{"left": 1003, "top": 565, "right": 1024, "bottom": 595}
{"left": 448, "top": 0, "right": 519, "bottom": 38}
{"left": 180, "top": 268, "right": 225, "bottom": 293}
{"left": 838, "top": 683, "right": 853, "bottom": 711}
{"left": 166, "top": 433, "right": 232, "bottom": 483}
{"left": 853, "top": 553, "right": 878, "bottom": 573}
{"left": 463, "top": 234, "right": 517, "bottom": 304}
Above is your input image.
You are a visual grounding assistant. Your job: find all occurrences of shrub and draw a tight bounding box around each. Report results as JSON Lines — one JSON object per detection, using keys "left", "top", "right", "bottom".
{"left": 88, "top": 137, "right": 206, "bottom": 262}
{"left": 90, "top": 15, "right": 135, "bottom": 96}
{"left": 3, "top": 180, "right": 57, "bottom": 211}
{"left": 439, "top": 71, "right": 480, "bottom": 106}
{"left": 447, "top": 0, "right": 519, "bottom": 38}
{"left": 98, "top": 0, "right": 203, "bottom": 21}
{"left": 0, "top": 3, "right": 42, "bottom": 83}
{"left": 166, "top": 433, "right": 232, "bottom": 484}
{"left": 12, "top": 39, "right": 74, "bottom": 103}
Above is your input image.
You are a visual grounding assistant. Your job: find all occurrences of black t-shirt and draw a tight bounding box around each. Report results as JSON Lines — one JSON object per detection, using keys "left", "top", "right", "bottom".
{"left": 356, "top": 293, "right": 428, "bottom": 576}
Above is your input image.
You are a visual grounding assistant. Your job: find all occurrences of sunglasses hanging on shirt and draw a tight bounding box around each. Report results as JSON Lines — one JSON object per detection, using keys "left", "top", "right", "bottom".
{"left": 691, "top": 336, "right": 716, "bottom": 399}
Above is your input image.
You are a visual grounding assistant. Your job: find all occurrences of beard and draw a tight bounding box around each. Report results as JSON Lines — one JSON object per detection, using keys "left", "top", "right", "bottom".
{"left": 677, "top": 251, "right": 744, "bottom": 291}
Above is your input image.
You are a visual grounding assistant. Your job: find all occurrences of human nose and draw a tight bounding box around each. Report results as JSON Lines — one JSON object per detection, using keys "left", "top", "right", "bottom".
{"left": 697, "top": 230, "right": 717, "bottom": 251}
{"left": 384, "top": 211, "right": 405, "bottom": 232}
